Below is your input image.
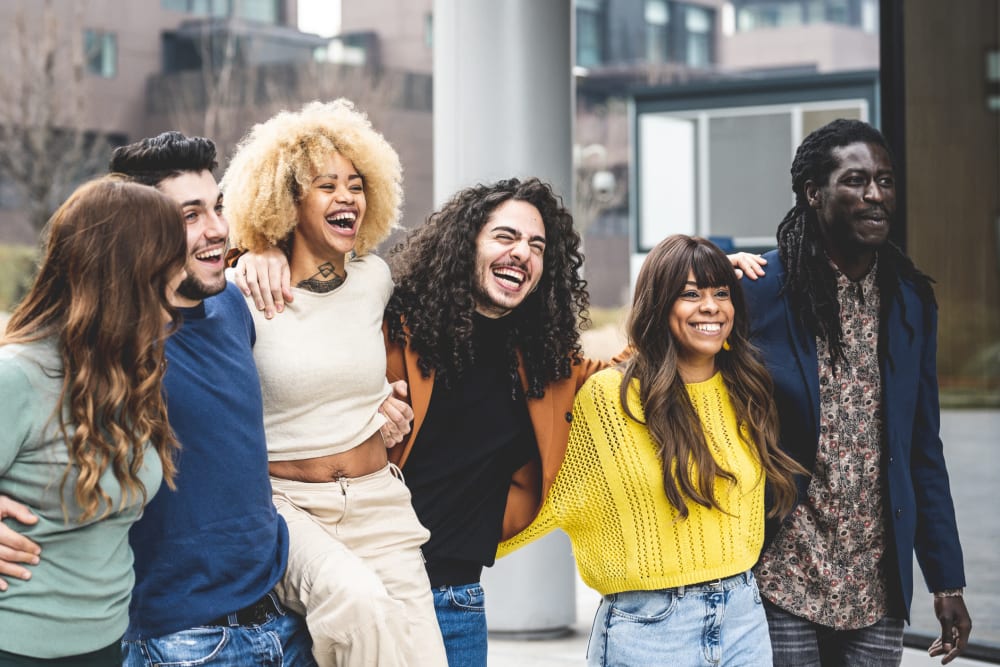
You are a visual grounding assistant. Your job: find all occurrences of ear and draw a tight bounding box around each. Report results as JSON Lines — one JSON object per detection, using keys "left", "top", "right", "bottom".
{"left": 804, "top": 180, "right": 822, "bottom": 210}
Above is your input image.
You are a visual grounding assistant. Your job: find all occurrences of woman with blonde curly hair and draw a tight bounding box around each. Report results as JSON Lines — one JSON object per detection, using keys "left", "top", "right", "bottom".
{"left": 0, "top": 176, "right": 186, "bottom": 666}
{"left": 222, "top": 99, "right": 446, "bottom": 666}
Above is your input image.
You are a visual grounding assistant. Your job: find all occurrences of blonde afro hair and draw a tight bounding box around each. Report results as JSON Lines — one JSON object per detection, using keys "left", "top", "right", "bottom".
{"left": 222, "top": 99, "right": 403, "bottom": 256}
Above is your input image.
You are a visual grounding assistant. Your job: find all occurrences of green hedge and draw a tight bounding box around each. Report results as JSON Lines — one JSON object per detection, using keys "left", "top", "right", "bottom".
{"left": 0, "top": 244, "right": 39, "bottom": 314}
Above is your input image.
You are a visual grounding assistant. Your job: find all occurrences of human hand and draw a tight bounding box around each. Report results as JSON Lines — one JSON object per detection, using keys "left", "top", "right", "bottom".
{"left": 378, "top": 381, "right": 414, "bottom": 448}
{"left": 234, "top": 248, "right": 293, "bottom": 319}
{"left": 927, "top": 595, "right": 972, "bottom": 664}
{"left": 728, "top": 252, "right": 767, "bottom": 281}
{"left": 0, "top": 495, "right": 41, "bottom": 592}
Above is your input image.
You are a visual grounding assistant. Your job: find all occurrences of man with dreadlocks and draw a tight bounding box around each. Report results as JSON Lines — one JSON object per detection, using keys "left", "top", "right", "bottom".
{"left": 741, "top": 119, "right": 971, "bottom": 666}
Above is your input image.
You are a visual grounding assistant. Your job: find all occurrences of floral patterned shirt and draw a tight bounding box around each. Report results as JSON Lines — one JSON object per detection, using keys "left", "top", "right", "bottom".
{"left": 755, "top": 262, "right": 889, "bottom": 629}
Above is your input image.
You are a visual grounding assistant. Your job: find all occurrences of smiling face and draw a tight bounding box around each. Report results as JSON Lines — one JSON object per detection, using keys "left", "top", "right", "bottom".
{"left": 291, "top": 152, "right": 365, "bottom": 278}
{"left": 669, "top": 271, "right": 735, "bottom": 382}
{"left": 807, "top": 141, "right": 895, "bottom": 276}
{"left": 156, "top": 170, "right": 228, "bottom": 307}
{"left": 472, "top": 199, "right": 546, "bottom": 319}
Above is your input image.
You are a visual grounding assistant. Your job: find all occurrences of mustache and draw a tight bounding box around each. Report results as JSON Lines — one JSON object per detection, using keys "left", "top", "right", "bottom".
{"left": 858, "top": 206, "right": 888, "bottom": 219}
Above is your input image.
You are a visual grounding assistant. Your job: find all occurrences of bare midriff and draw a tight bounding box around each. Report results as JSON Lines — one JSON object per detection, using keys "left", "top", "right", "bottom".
{"left": 268, "top": 429, "right": 387, "bottom": 482}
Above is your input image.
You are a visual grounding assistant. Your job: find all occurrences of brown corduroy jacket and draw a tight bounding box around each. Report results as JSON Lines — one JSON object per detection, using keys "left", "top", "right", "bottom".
{"left": 384, "top": 321, "right": 613, "bottom": 541}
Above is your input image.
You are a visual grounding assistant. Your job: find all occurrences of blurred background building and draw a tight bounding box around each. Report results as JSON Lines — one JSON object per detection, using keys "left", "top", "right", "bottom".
{"left": 0, "top": 0, "right": 996, "bottom": 654}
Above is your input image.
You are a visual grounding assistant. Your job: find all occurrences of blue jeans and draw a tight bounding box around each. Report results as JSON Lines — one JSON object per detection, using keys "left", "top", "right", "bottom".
{"left": 587, "top": 570, "right": 772, "bottom": 667}
{"left": 763, "top": 599, "right": 904, "bottom": 667}
{"left": 121, "top": 597, "right": 315, "bottom": 667}
{"left": 432, "top": 583, "right": 487, "bottom": 667}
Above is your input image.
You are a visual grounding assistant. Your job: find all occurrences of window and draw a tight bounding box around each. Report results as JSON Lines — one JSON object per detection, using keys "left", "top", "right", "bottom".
{"left": 683, "top": 5, "right": 712, "bottom": 67}
{"left": 84, "top": 30, "right": 117, "bottom": 78}
{"left": 644, "top": 0, "right": 670, "bottom": 64}
{"left": 162, "top": 0, "right": 279, "bottom": 23}
{"left": 576, "top": 0, "right": 605, "bottom": 68}
{"left": 239, "top": 0, "right": 279, "bottom": 24}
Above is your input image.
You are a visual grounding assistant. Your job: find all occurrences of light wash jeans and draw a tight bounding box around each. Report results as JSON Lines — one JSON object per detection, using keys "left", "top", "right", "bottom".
{"left": 587, "top": 570, "right": 772, "bottom": 667}
{"left": 432, "top": 583, "right": 488, "bottom": 667}
{"left": 121, "top": 600, "right": 315, "bottom": 667}
{"left": 764, "top": 598, "right": 905, "bottom": 666}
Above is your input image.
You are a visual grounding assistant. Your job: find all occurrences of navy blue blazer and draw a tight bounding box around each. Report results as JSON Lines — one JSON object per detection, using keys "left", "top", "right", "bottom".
{"left": 743, "top": 249, "right": 966, "bottom": 619}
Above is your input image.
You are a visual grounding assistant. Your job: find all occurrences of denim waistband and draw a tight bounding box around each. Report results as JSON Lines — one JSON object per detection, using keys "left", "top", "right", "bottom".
{"left": 672, "top": 569, "right": 753, "bottom": 597}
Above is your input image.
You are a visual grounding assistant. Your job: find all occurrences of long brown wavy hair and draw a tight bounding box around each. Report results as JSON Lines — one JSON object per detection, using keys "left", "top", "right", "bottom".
{"left": 620, "top": 235, "right": 804, "bottom": 519}
{"left": 4, "top": 176, "right": 186, "bottom": 521}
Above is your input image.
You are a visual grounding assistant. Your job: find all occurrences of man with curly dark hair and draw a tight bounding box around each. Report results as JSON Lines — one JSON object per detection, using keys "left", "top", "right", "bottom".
{"left": 379, "top": 177, "right": 603, "bottom": 664}
{"left": 742, "top": 119, "right": 972, "bottom": 666}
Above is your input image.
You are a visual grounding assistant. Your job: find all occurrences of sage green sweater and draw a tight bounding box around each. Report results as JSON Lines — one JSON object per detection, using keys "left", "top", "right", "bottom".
{"left": 0, "top": 339, "right": 162, "bottom": 658}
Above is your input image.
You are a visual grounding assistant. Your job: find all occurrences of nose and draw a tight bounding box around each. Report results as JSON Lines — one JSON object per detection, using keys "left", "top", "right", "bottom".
{"left": 336, "top": 185, "right": 355, "bottom": 203}
{"left": 863, "top": 180, "right": 884, "bottom": 203}
{"left": 205, "top": 209, "right": 228, "bottom": 240}
{"left": 700, "top": 295, "right": 720, "bottom": 313}
{"left": 508, "top": 237, "right": 531, "bottom": 262}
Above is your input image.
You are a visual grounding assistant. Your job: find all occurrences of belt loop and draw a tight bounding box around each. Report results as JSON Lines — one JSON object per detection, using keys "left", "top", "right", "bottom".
{"left": 225, "top": 612, "right": 239, "bottom": 626}
{"left": 676, "top": 585, "right": 686, "bottom": 598}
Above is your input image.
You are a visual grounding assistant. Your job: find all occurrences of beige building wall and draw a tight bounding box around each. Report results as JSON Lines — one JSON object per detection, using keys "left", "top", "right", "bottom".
{"left": 340, "top": 1, "right": 433, "bottom": 74}
{"left": 721, "top": 23, "right": 878, "bottom": 72}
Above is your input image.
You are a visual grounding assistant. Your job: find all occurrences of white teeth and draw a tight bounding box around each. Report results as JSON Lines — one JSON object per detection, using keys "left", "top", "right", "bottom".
{"left": 195, "top": 249, "right": 222, "bottom": 260}
{"left": 328, "top": 212, "right": 356, "bottom": 221}
{"left": 694, "top": 323, "right": 721, "bottom": 332}
{"left": 493, "top": 268, "right": 525, "bottom": 285}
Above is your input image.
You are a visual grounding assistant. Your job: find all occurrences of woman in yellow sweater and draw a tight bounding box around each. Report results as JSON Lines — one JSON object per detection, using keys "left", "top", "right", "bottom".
{"left": 500, "top": 234, "right": 803, "bottom": 666}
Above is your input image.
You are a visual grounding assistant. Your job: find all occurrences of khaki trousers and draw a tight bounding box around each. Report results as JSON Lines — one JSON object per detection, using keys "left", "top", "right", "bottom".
{"left": 271, "top": 465, "right": 447, "bottom": 667}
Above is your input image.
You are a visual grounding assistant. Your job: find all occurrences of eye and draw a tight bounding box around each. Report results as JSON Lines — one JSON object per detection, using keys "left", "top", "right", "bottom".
{"left": 183, "top": 210, "right": 199, "bottom": 224}
{"left": 714, "top": 288, "right": 731, "bottom": 299}
{"left": 843, "top": 176, "right": 866, "bottom": 186}
{"left": 877, "top": 176, "right": 895, "bottom": 188}
{"left": 214, "top": 204, "right": 225, "bottom": 215}
{"left": 350, "top": 184, "right": 364, "bottom": 193}
{"left": 530, "top": 242, "right": 545, "bottom": 255}
{"left": 495, "top": 233, "right": 514, "bottom": 242}
{"left": 680, "top": 290, "right": 700, "bottom": 300}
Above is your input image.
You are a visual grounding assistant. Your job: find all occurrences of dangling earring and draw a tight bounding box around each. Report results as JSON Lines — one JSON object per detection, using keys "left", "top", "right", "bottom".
{"left": 723, "top": 339, "right": 731, "bottom": 351}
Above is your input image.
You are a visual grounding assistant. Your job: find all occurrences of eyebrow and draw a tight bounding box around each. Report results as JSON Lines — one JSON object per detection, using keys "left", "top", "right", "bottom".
{"left": 311, "top": 172, "right": 363, "bottom": 183}
{"left": 491, "top": 225, "right": 546, "bottom": 244}
{"left": 179, "top": 198, "right": 206, "bottom": 208}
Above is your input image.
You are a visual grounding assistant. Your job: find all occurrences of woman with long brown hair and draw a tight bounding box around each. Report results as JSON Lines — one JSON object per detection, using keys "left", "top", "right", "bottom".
{"left": 0, "top": 176, "right": 187, "bottom": 667}
{"left": 499, "top": 234, "right": 805, "bottom": 666}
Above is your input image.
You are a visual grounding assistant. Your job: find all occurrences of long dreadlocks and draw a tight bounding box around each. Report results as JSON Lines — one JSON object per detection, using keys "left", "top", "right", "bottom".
{"left": 776, "top": 118, "right": 936, "bottom": 365}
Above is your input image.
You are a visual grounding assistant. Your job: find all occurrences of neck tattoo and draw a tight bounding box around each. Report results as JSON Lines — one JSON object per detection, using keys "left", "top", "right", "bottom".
{"left": 297, "top": 261, "right": 345, "bottom": 293}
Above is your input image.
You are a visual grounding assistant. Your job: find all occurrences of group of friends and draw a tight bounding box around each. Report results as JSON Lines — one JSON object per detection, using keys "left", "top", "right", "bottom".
{"left": 0, "top": 99, "right": 973, "bottom": 667}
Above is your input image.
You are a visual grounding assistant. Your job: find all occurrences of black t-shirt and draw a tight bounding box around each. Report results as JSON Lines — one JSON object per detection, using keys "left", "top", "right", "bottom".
{"left": 404, "top": 314, "right": 537, "bottom": 586}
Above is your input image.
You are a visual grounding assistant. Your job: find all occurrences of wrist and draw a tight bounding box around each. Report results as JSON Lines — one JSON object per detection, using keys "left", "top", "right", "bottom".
{"left": 933, "top": 588, "right": 964, "bottom": 598}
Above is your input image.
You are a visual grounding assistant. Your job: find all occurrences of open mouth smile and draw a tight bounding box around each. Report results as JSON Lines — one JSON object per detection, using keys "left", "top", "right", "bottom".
{"left": 193, "top": 246, "right": 224, "bottom": 263}
{"left": 326, "top": 211, "right": 357, "bottom": 230}
{"left": 492, "top": 265, "right": 528, "bottom": 290}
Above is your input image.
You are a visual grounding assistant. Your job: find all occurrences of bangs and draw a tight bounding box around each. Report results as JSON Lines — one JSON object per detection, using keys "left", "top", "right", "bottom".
{"left": 688, "top": 242, "right": 737, "bottom": 288}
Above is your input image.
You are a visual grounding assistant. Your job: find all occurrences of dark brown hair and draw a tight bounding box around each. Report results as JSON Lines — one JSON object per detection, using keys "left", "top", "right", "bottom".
{"left": 5, "top": 176, "right": 186, "bottom": 520}
{"left": 621, "top": 234, "right": 803, "bottom": 519}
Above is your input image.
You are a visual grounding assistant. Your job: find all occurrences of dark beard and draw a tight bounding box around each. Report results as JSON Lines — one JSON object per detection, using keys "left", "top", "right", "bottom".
{"left": 176, "top": 273, "right": 226, "bottom": 302}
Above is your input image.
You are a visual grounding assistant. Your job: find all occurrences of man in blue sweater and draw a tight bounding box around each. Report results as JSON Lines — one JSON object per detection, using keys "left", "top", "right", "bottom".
{"left": 0, "top": 133, "right": 317, "bottom": 665}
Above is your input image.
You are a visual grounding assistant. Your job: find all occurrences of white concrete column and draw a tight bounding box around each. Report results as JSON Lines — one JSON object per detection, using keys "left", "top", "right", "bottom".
{"left": 433, "top": 0, "right": 577, "bottom": 636}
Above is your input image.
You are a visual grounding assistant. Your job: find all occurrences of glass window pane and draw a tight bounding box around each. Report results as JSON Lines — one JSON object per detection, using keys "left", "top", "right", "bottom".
{"left": 638, "top": 114, "right": 696, "bottom": 248}
{"left": 707, "top": 113, "right": 791, "bottom": 240}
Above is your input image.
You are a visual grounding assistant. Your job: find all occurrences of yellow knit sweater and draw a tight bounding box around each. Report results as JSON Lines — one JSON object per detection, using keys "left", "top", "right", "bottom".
{"left": 497, "top": 368, "right": 766, "bottom": 595}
